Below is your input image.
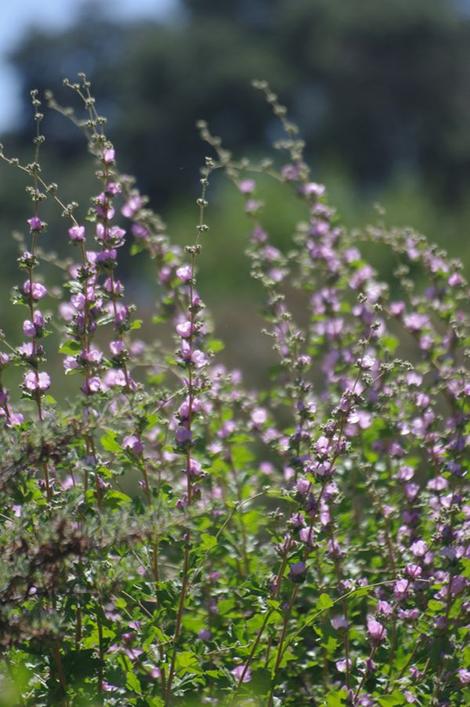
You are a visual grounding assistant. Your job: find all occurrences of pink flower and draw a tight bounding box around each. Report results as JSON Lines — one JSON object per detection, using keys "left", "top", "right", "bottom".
{"left": 188, "top": 458, "right": 202, "bottom": 477}
{"left": 110, "top": 340, "right": 125, "bottom": 356}
{"left": 176, "top": 320, "right": 193, "bottom": 338}
{"left": 448, "top": 272, "right": 463, "bottom": 287}
{"left": 231, "top": 665, "right": 251, "bottom": 683}
{"left": 458, "top": 669, "right": 470, "bottom": 685}
{"left": 102, "top": 147, "right": 115, "bottom": 164}
{"left": 403, "top": 312, "right": 429, "bottom": 332}
{"left": 394, "top": 579, "right": 410, "bottom": 600}
{"left": 23, "top": 320, "right": 36, "bottom": 337}
{"left": 377, "top": 600, "right": 393, "bottom": 617}
{"left": 132, "top": 223, "right": 149, "bottom": 239}
{"left": 68, "top": 225, "right": 86, "bottom": 242}
{"left": 123, "top": 435, "right": 143, "bottom": 455}
{"left": 331, "top": 615, "right": 348, "bottom": 630}
{"left": 296, "top": 478, "right": 310, "bottom": 495}
{"left": 23, "top": 280, "right": 47, "bottom": 301}
{"left": 405, "top": 564, "right": 422, "bottom": 579}
{"left": 367, "top": 617, "right": 387, "bottom": 643}
{"left": 251, "top": 407, "right": 267, "bottom": 426}
{"left": 82, "top": 376, "right": 102, "bottom": 395}
{"left": 103, "top": 369, "right": 127, "bottom": 388}
{"left": 23, "top": 370, "right": 51, "bottom": 392}
{"left": 410, "top": 540, "right": 428, "bottom": 557}
{"left": 238, "top": 179, "right": 255, "bottom": 194}
{"left": 122, "top": 195, "right": 143, "bottom": 218}
{"left": 176, "top": 265, "right": 192, "bottom": 282}
{"left": 359, "top": 354, "right": 376, "bottom": 370}
{"left": 299, "top": 527, "right": 315, "bottom": 545}
{"left": 27, "top": 216, "right": 45, "bottom": 232}
{"left": 175, "top": 426, "right": 192, "bottom": 444}
{"left": 336, "top": 658, "right": 352, "bottom": 673}
{"left": 303, "top": 182, "right": 325, "bottom": 198}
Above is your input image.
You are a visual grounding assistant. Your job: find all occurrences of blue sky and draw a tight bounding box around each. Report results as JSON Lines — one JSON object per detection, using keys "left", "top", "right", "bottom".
{"left": 0, "top": 0, "right": 175, "bottom": 133}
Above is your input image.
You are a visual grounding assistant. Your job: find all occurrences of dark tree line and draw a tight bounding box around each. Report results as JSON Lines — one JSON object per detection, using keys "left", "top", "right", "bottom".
{"left": 6, "top": 0, "right": 470, "bottom": 204}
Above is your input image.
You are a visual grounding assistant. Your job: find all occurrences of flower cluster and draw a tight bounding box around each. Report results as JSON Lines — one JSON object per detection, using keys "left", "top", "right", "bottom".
{"left": 0, "top": 77, "right": 467, "bottom": 707}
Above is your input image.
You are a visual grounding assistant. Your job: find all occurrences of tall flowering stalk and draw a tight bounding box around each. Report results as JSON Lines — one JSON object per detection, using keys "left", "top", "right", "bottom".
{"left": 163, "top": 160, "right": 213, "bottom": 704}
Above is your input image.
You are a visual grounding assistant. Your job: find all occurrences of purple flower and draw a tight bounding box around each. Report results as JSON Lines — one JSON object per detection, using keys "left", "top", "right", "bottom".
{"left": 367, "top": 617, "right": 387, "bottom": 643}
{"left": 238, "top": 179, "right": 256, "bottom": 194}
{"left": 176, "top": 265, "right": 192, "bottom": 282}
{"left": 103, "top": 369, "right": 127, "bottom": 388}
{"left": 289, "top": 561, "right": 306, "bottom": 578}
{"left": 405, "top": 564, "right": 422, "bottom": 579}
{"left": 331, "top": 615, "right": 348, "bottom": 630}
{"left": 122, "top": 195, "right": 143, "bottom": 218}
{"left": 251, "top": 407, "right": 267, "bottom": 426}
{"left": 218, "top": 420, "right": 236, "bottom": 438}
{"left": 27, "top": 216, "right": 45, "bottom": 232}
{"left": 336, "top": 658, "right": 351, "bottom": 673}
{"left": 23, "top": 319, "right": 36, "bottom": 337}
{"left": 106, "top": 181, "right": 121, "bottom": 196}
{"left": 102, "top": 147, "right": 115, "bottom": 164}
{"left": 458, "top": 669, "right": 470, "bottom": 685}
{"left": 188, "top": 458, "right": 202, "bottom": 477}
{"left": 132, "top": 223, "right": 149, "bottom": 239}
{"left": 68, "top": 225, "right": 86, "bottom": 242}
{"left": 359, "top": 354, "right": 376, "bottom": 370}
{"left": 123, "top": 435, "right": 143, "bottom": 455}
{"left": 394, "top": 579, "right": 410, "bottom": 600}
{"left": 110, "top": 340, "right": 125, "bottom": 356}
{"left": 296, "top": 478, "right": 310, "bottom": 495}
{"left": 23, "top": 370, "right": 51, "bottom": 392}
{"left": 410, "top": 540, "right": 428, "bottom": 557}
{"left": 18, "top": 342, "right": 34, "bottom": 358}
{"left": 303, "top": 182, "right": 325, "bottom": 198}
{"left": 198, "top": 629, "right": 212, "bottom": 641}
{"left": 96, "top": 249, "right": 117, "bottom": 265}
{"left": 231, "top": 665, "right": 251, "bottom": 683}
{"left": 448, "top": 272, "right": 463, "bottom": 287}
{"left": 23, "top": 280, "right": 47, "bottom": 301}
{"left": 299, "top": 526, "right": 315, "bottom": 546}
{"left": 403, "top": 312, "right": 429, "bottom": 332}
{"left": 82, "top": 376, "right": 102, "bottom": 395}
{"left": 104, "top": 277, "right": 124, "bottom": 295}
{"left": 176, "top": 320, "right": 194, "bottom": 338}
{"left": 377, "top": 600, "right": 393, "bottom": 617}
{"left": 175, "top": 426, "right": 192, "bottom": 444}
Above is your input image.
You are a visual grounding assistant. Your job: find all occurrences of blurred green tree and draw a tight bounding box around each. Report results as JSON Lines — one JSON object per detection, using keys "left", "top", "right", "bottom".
{"left": 7, "top": 0, "right": 470, "bottom": 202}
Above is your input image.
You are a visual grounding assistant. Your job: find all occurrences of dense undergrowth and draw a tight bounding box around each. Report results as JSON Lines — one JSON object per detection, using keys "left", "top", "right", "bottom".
{"left": 0, "top": 77, "right": 468, "bottom": 706}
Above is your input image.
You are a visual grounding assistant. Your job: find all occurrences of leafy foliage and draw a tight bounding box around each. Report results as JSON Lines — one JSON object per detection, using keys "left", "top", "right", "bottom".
{"left": 0, "top": 77, "right": 468, "bottom": 706}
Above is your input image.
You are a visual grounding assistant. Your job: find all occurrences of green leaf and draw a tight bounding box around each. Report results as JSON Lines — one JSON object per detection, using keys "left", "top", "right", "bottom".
{"left": 317, "top": 593, "right": 334, "bottom": 610}
{"left": 326, "top": 689, "right": 348, "bottom": 706}
{"left": 126, "top": 670, "right": 142, "bottom": 695}
{"left": 59, "top": 339, "right": 81, "bottom": 355}
{"left": 100, "top": 429, "right": 122, "bottom": 453}
{"left": 218, "top": 598, "right": 235, "bottom": 615}
{"left": 201, "top": 533, "right": 217, "bottom": 551}
{"left": 377, "top": 693, "right": 407, "bottom": 706}
{"left": 207, "top": 338, "right": 225, "bottom": 353}
{"left": 105, "top": 490, "right": 132, "bottom": 508}
{"left": 427, "top": 599, "right": 445, "bottom": 612}
{"left": 176, "top": 651, "right": 201, "bottom": 674}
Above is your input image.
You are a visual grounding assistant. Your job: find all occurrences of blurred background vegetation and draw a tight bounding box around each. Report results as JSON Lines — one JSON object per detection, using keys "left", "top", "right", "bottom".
{"left": 1, "top": 0, "right": 470, "bottom": 384}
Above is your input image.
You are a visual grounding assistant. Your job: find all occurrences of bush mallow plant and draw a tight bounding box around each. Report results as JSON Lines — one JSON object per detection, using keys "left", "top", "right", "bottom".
{"left": 0, "top": 75, "right": 468, "bottom": 706}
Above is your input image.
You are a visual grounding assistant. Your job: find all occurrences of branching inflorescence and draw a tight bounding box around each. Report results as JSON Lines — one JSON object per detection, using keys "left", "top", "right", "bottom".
{"left": 0, "top": 76, "right": 468, "bottom": 706}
